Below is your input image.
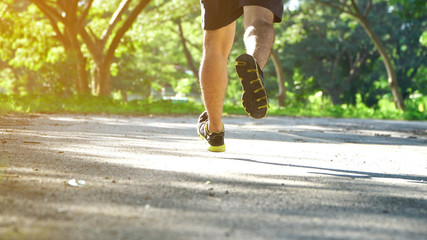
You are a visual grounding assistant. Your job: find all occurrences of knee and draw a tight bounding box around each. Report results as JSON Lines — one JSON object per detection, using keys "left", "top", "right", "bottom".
{"left": 246, "top": 18, "right": 273, "bottom": 31}
{"left": 203, "top": 40, "right": 230, "bottom": 59}
{"left": 244, "top": 5, "right": 274, "bottom": 29}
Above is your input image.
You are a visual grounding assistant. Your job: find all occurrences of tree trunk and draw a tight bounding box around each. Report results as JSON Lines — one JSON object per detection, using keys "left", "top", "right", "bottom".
{"left": 121, "top": 89, "right": 128, "bottom": 102}
{"left": 270, "top": 50, "right": 286, "bottom": 107}
{"left": 177, "top": 18, "right": 199, "bottom": 81}
{"left": 67, "top": 47, "right": 90, "bottom": 95}
{"left": 80, "top": 0, "right": 151, "bottom": 97}
{"left": 314, "top": 0, "right": 406, "bottom": 110}
{"left": 92, "top": 62, "right": 111, "bottom": 96}
{"left": 30, "top": 0, "right": 91, "bottom": 95}
{"left": 328, "top": 88, "right": 342, "bottom": 105}
{"left": 357, "top": 18, "right": 406, "bottom": 110}
{"left": 76, "top": 55, "right": 90, "bottom": 95}
{"left": 26, "top": 73, "right": 36, "bottom": 94}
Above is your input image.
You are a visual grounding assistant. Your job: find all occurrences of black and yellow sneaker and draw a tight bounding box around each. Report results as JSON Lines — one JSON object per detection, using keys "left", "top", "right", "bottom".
{"left": 235, "top": 54, "right": 269, "bottom": 119}
{"left": 197, "top": 111, "right": 225, "bottom": 152}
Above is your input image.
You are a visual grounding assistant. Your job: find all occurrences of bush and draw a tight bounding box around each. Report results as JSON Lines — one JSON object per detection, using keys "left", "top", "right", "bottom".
{"left": 0, "top": 93, "right": 425, "bottom": 120}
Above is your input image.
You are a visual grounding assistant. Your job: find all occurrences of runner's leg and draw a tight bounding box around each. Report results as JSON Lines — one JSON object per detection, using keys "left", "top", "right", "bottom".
{"left": 199, "top": 22, "right": 236, "bottom": 132}
{"left": 243, "top": 6, "right": 275, "bottom": 68}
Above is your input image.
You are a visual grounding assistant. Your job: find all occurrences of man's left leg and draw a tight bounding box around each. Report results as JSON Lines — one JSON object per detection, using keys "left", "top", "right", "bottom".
{"left": 200, "top": 22, "right": 236, "bottom": 133}
{"left": 198, "top": 22, "right": 236, "bottom": 152}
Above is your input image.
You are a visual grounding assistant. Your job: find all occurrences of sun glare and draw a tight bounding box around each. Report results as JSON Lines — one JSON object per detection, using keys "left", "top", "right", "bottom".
{"left": 287, "top": 0, "right": 300, "bottom": 11}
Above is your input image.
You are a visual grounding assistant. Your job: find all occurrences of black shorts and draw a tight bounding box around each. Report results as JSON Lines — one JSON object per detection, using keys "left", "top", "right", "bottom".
{"left": 201, "top": 0, "right": 283, "bottom": 30}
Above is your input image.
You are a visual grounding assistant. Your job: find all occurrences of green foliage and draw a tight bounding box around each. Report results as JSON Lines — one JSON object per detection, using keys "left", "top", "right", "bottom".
{"left": 0, "top": 0, "right": 425, "bottom": 121}
{"left": 263, "top": 93, "right": 427, "bottom": 120}
{"left": 273, "top": 1, "right": 426, "bottom": 109}
{"left": 0, "top": 1, "right": 72, "bottom": 96}
{"left": 0, "top": 94, "right": 204, "bottom": 115}
{"left": 110, "top": 0, "right": 203, "bottom": 98}
{"left": 175, "top": 78, "right": 195, "bottom": 96}
{"left": 421, "top": 31, "right": 427, "bottom": 47}
{"left": 388, "top": 0, "right": 427, "bottom": 19}
{"left": 0, "top": 68, "right": 15, "bottom": 93}
{"left": 1, "top": 93, "right": 425, "bottom": 120}
{"left": 5, "top": 4, "right": 57, "bottom": 71}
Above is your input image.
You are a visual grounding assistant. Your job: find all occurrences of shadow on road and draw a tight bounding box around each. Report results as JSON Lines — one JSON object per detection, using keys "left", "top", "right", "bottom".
{"left": 1, "top": 114, "right": 427, "bottom": 239}
{"left": 224, "top": 157, "right": 427, "bottom": 183}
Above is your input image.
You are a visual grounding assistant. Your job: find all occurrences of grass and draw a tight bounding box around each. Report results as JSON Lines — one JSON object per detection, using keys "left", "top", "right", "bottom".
{"left": 0, "top": 94, "right": 204, "bottom": 116}
{"left": 0, "top": 93, "right": 426, "bottom": 120}
{"left": 225, "top": 93, "right": 427, "bottom": 121}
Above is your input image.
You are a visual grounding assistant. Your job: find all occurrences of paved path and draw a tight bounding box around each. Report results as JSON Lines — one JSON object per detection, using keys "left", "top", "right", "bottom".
{"left": 0, "top": 114, "right": 426, "bottom": 240}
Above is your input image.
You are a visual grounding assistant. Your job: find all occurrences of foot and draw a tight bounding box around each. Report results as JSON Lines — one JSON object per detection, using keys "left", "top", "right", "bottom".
{"left": 235, "top": 54, "right": 269, "bottom": 119}
{"left": 197, "top": 111, "right": 225, "bottom": 152}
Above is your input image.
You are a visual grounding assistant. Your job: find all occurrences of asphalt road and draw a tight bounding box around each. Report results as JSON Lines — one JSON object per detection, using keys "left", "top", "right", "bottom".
{"left": 0, "top": 114, "right": 426, "bottom": 240}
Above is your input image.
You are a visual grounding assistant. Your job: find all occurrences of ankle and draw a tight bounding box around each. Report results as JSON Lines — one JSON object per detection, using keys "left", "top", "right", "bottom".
{"left": 207, "top": 122, "right": 224, "bottom": 133}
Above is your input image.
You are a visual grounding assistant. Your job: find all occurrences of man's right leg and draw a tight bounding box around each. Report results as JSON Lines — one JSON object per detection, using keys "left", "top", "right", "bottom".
{"left": 235, "top": 5, "right": 276, "bottom": 119}
{"left": 199, "top": 22, "right": 236, "bottom": 133}
{"left": 243, "top": 6, "right": 275, "bottom": 68}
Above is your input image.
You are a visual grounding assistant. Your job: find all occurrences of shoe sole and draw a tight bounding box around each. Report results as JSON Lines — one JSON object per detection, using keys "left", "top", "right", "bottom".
{"left": 235, "top": 54, "right": 268, "bottom": 119}
{"left": 198, "top": 133, "right": 226, "bottom": 152}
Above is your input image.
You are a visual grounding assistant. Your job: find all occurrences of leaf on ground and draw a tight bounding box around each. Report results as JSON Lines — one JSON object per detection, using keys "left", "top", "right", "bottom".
{"left": 66, "top": 179, "right": 86, "bottom": 187}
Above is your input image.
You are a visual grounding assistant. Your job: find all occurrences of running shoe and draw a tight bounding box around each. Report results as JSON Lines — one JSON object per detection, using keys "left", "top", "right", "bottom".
{"left": 197, "top": 111, "right": 225, "bottom": 152}
{"left": 235, "top": 54, "right": 269, "bottom": 119}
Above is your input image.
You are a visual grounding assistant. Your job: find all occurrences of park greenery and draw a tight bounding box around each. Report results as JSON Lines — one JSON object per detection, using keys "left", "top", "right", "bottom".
{"left": 0, "top": 0, "right": 426, "bottom": 120}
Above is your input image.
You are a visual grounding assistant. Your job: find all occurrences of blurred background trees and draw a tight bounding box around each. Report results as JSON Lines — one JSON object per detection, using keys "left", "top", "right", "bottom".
{"left": 0, "top": 0, "right": 425, "bottom": 113}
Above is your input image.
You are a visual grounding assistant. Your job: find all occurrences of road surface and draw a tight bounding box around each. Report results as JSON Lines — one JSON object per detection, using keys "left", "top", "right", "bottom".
{"left": 1, "top": 114, "right": 426, "bottom": 240}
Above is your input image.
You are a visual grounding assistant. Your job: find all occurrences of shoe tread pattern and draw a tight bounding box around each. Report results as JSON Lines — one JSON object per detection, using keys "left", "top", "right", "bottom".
{"left": 235, "top": 54, "right": 268, "bottom": 119}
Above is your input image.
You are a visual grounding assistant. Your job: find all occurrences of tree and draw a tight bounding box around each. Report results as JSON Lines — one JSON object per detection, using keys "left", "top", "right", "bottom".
{"left": 79, "top": 0, "right": 151, "bottom": 96}
{"left": 274, "top": 5, "right": 353, "bottom": 105}
{"left": 271, "top": 50, "right": 286, "bottom": 106}
{"left": 1, "top": 0, "right": 69, "bottom": 95}
{"left": 111, "top": 0, "right": 202, "bottom": 99}
{"left": 176, "top": 18, "right": 199, "bottom": 82}
{"left": 387, "top": 0, "right": 427, "bottom": 97}
{"left": 314, "top": 0, "right": 406, "bottom": 110}
{"left": 28, "top": 0, "right": 90, "bottom": 95}
{"left": 28, "top": 0, "right": 152, "bottom": 96}
{"left": 389, "top": 0, "right": 426, "bottom": 19}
